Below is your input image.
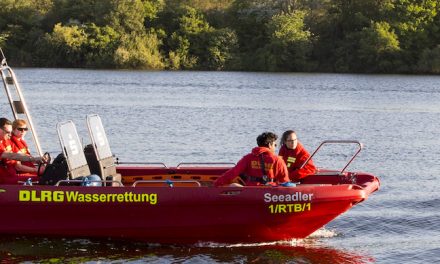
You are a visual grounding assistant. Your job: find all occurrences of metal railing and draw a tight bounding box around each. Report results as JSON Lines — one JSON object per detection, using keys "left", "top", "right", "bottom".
{"left": 55, "top": 179, "right": 123, "bottom": 186}
{"left": 114, "top": 161, "right": 235, "bottom": 169}
{"left": 176, "top": 162, "right": 235, "bottom": 168}
{"left": 300, "top": 140, "right": 363, "bottom": 173}
{"left": 115, "top": 159, "right": 169, "bottom": 168}
{"left": 132, "top": 180, "right": 201, "bottom": 187}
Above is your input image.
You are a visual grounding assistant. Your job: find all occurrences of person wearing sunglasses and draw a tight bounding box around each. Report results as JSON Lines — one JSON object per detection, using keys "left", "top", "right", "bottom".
{"left": 278, "top": 130, "right": 316, "bottom": 182}
{"left": 214, "top": 132, "right": 291, "bottom": 187}
{"left": 0, "top": 118, "right": 46, "bottom": 184}
{"left": 11, "top": 119, "right": 34, "bottom": 168}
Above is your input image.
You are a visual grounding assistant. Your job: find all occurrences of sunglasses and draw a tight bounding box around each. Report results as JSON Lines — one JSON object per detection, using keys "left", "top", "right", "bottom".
{"left": 17, "top": 127, "right": 28, "bottom": 132}
{"left": 1, "top": 127, "right": 12, "bottom": 134}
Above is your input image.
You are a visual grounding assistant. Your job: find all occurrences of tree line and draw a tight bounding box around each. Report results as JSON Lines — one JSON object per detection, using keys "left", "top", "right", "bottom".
{"left": 1, "top": 0, "right": 439, "bottom": 73}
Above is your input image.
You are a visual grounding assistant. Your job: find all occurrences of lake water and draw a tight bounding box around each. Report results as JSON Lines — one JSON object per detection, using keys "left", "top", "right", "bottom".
{"left": 1, "top": 69, "right": 439, "bottom": 263}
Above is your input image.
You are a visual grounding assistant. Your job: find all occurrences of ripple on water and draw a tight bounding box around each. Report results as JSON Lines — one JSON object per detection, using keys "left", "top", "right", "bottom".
{"left": 3, "top": 69, "right": 439, "bottom": 263}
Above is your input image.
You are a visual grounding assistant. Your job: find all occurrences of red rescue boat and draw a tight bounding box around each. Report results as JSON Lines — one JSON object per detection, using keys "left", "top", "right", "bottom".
{"left": 0, "top": 50, "right": 379, "bottom": 243}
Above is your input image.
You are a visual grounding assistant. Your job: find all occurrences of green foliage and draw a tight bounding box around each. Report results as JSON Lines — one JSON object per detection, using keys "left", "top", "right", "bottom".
{"left": 114, "top": 31, "right": 164, "bottom": 69}
{"left": 105, "top": 0, "right": 146, "bottom": 33}
{"left": 163, "top": 5, "right": 238, "bottom": 70}
{"left": 269, "top": 11, "right": 311, "bottom": 43}
{"left": 166, "top": 0, "right": 233, "bottom": 11}
{"left": 197, "top": 27, "right": 239, "bottom": 70}
{"left": 143, "top": 0, "right": 166, "bottom": 22}
{"left": 167, "top": 32, "right": 197, "bottom": 69}
{"left": 390, "top": 0, "right": 439, "bottom": 70}
{"left": 265, "top": 11, "right": 313, "bottom": 71}
{"left": 417, "top": 45, "right": 440, "bottom": 74}
{"left": 227, "top": 0, "right": 282, "bottom": 70}
{"left": 163, "top": 6, "right": 212, "bottom": 69}
{"left": 39, "top": 23, "right": 88, "bottom": 66}
{"left": 174, "top": 5, "right": 211, "bottom": 35}
{"left": 357, "top": 22, "right": 401, "bottom": 72}
{"left": 0, "top": 33, "right": 7, "bottom": 47}
{"left": 1, "top": 0, "right": 440, "bottom": 73}
{"left": 83, "top": 24, "right": 120, "bottom": 67}
{"left": 37, "top": 21, "right": 164, "bottom": 69}
{"left": 43, "top": 0, "right": 112, "bottom": 30}
{"left": 0, "top": 0, "right": 52, "bottom": 65}
{"left": 333, "top": 20, "right": 402, "bottom": 73}
{"left": 392, "top": 0, "right": 438, "bottom": 36}
{"left": 228, "top": 0, "right": 275, "bottom": 53}
{"left": 0, "top": 0, "right": 52, "bottom": 28}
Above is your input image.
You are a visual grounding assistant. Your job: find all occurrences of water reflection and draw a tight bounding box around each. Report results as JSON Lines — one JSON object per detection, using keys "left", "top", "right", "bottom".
{"left": 0, "top": 236, "right": 374, "bottom": 263}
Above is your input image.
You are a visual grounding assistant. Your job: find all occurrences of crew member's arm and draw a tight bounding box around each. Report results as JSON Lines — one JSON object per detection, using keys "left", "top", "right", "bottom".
{"left": 15, "top": 162, "right": 39, "bottom": 173}
{"left": 214, "top": 156, "right": 247, "bottom": 187}
{"left": 0, "top": 151, "right": 44, "bottom": 163}
{"left": 274, "top": 157, "right": 290, "bottom": 183}
{"left": 290, "top": 151, "right": 316, "bottom": 180}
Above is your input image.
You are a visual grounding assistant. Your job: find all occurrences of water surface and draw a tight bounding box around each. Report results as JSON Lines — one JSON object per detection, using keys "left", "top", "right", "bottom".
{"left": 0, "top": 69, "right": 439, "bottom": 263}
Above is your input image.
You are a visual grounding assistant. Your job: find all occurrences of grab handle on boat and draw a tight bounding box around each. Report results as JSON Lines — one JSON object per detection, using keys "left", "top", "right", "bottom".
{"left": 176, "top": 162, "right": 235, "bottom": 168}
{"left": 55, "top": 179, "right": 123, "bottom": 186}
{"left": 115, "top": 159, "right": 168, "bottom": 168}
{"left": 220, "top": 190, "right": 242, "bottom": 196}
{"left": 132, "top": 180, "right": 201, "bottom": 187}
{"left": 301, "top": 140, "right": 363, "bottom": 173}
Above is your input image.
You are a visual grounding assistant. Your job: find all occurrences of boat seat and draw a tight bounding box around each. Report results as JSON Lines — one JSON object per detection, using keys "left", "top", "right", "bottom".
{"left": 57, "top": 120, "right": 93, "bottom": 180}
{"left": 85, "top": 114, "right": 121, "bottom": 186}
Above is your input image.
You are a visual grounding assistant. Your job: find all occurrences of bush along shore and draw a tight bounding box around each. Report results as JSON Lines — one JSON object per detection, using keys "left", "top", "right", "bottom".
{"left": 1, "top": 0, "right": 440, "bottom": 74}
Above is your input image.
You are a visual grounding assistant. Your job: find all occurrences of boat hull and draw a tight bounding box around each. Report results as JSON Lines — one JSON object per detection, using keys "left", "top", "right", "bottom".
{"left": 0, "top": 182, "right": 374, "bottom": 243}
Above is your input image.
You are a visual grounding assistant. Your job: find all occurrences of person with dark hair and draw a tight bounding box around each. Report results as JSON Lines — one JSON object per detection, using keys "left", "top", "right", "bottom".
{"left": 214, "top": 132, "right": 291, "bottom": 187}
{"left": 0, "top": 117, "right": 45, "bottom": 184}
{"left": 279, "top": 130, "right": 316, "bottom": 182}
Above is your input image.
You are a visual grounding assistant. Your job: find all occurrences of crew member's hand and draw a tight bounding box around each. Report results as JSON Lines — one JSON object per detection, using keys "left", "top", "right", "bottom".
{"left": 37, "top": 164, "right": 46, "bottom": 175}
{"left": 42, "top": 152, "right": 51, "bottom": 164}
{"left": 30, "top": 156, "right": 44, "bottom": 164}
{"left": 41, "top": 154, "right": 50, "bottom": 164}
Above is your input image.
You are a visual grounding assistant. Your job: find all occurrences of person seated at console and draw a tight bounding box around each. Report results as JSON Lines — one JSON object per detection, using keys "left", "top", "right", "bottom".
{"left": 0, "top": 118, "right": 46, "bottom": 184}
{"left": 11, "top": 119, "right": 35, "bottom": 168}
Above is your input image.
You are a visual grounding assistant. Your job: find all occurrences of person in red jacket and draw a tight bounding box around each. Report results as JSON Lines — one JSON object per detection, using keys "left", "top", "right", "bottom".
{"left": 0, "top": 118, "right": 45, "bottom": 184}
{"left": 278, "top": 130, "right": 316, "bottom": 182}
{"left": 11, "top": 119, "right": 34, "bottom": 168}
{"left": 214, "top": 132, "right": 291, "bottom": 187}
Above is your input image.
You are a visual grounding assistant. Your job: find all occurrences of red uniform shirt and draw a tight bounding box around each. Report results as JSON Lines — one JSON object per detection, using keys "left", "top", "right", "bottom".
{"left": 0, "top": 138, "right": 19, "bottom": 184}
{"left": 278, "top": 143, "right": 316, "bottom": 182}
{"left": 11, "top": 135, "right": 34, "bottom": 167}
{"left": 214, "top": 147, "right": 289, "bottom": 186}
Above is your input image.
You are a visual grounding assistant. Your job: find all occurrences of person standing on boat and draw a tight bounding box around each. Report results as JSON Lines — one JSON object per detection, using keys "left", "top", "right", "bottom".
{"left": 278, "top": 130, "right": 316, "bottom": 182}
{"left": 214, "top": 132, "right": 291, "bottom": 187}
{"left": 0, "top": 118, "right": 45, "bottom": 184}
{"left": 11, "top": 119, "right": 34, "bottom": 168}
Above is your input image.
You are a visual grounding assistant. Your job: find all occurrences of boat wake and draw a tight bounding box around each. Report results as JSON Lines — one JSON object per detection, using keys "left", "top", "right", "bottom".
{"left": 195, "top": 240, "right": 303, "bottom": 248}
{"left": 308, "top": 227, "right": 339, "bottom": 238}
{"left": 193, "top": 228, "right": 338, "bottom": 248}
